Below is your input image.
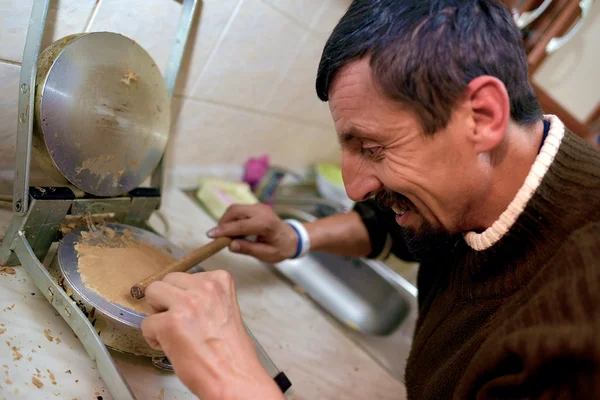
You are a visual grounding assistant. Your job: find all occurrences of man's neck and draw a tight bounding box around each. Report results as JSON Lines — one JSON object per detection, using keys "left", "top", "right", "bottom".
{"left": 468, "top": 120, "right": 545, "bottom": 232}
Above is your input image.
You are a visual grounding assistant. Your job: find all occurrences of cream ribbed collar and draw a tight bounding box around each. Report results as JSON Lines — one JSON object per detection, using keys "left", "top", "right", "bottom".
{"left": 464, "top": 115, "right": 565, "bottom": 251}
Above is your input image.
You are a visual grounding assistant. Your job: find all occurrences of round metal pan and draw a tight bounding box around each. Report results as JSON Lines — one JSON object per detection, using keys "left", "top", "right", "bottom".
{"left": 51, "top": 223, "right": 197, "bottom": 357}
{"left": 33, "top": 32, "right": 170, "bottom": 196}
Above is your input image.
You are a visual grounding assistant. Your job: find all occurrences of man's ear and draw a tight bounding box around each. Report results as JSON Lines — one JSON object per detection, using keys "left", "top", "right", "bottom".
{"left": 465, "top": 76, "right": 510, "bottom": 153}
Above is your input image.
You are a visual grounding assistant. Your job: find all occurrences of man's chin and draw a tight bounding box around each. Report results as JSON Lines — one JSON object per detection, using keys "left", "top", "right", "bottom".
{"left": 400, "top": 219, "right": 457, "bottom": 262}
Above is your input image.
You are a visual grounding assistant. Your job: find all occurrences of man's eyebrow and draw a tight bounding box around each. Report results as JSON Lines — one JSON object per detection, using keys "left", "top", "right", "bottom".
{"left": 338, "top": 128, "right": 364, "bottom": 145}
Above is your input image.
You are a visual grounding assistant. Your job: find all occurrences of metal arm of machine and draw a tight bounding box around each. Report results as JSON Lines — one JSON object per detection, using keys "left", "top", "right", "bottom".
{"left": 13, "top": 0, "right": 50, "bottom": 216}
{"left": 151, "top": 0, "right": 200, "bottom": 198}
{"left": 12, "top": 231, "right": 137, "bottom": 399}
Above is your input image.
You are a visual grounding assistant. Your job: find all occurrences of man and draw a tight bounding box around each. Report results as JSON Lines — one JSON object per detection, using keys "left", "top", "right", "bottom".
{"left": 141, "top": 0, "right": 600, "bottom": 399}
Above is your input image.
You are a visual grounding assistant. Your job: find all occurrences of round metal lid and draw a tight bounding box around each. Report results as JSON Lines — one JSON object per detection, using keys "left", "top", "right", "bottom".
{"left": 38, "top": 32, "right": 170, "bottom": 196}
{"left": 58, "top": 223, "right": 188, "bottom": 328}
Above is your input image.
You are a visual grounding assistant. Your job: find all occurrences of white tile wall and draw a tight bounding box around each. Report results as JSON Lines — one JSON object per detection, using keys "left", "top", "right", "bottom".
{"left": 262, "top": 0, "right": 330, "bottom": 28}
{"left": 0, "top": 0, "right": 97, "bottom": 63}
{"left": 190, "top": 0, "right": 307, "bottom": 111}
{"left": 174, "top": 0, "right": 240, "bottom": 96}
{"left": 263, "top": 31, "right": 333, "bottom": 127}
{"left": 0, "top": 0, "right": 352, "bottom": 193}
{"left": 169, "top": 97, "right": 340, "bottom": 166}
{"left": 88, "top": 0, "right": 182, "bottom": 75}
{"left": 312, "top": 0, "right": 350, "bottom": 34}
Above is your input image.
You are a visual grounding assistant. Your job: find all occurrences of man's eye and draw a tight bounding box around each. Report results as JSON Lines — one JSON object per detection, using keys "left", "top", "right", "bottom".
{"left": 361, "top": 147, "right": 374, "bottom": 155}
{"left": 361, "top": 146, "right": 382, "bottom": 158}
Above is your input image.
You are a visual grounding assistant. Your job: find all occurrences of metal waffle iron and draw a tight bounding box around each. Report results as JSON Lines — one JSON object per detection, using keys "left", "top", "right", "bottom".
{"left": 0, "top": 1, "right": 291, "bottom": 398}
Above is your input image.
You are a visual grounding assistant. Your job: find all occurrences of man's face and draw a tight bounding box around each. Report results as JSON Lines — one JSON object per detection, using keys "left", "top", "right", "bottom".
{"left": 329, "top": 58, "right": 487, "bottom": 246}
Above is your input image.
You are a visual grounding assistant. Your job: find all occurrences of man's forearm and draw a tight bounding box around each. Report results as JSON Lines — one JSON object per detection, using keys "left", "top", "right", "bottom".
{"left": 304, "top": 210, "right": 372, "bottom": 257}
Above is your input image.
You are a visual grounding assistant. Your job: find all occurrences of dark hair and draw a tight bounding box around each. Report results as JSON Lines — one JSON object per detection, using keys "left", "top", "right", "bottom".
{"left": 316, "top": 0, "right": 542, "bottom": 134}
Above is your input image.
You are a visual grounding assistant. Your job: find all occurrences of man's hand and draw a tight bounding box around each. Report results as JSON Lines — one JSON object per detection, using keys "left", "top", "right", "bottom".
{"left": 141, "top": 271, "right": 284, "bottom": 400}
{"left": 207, "top": 204, "right": 298, "bottom": 263}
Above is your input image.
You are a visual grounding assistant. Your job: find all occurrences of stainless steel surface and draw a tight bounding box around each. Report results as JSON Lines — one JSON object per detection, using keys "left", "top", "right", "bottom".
{"left": 12, "top": 231, "right": 136, "bottom": 400}
{"left": 34, "top": 32, "right": 170, "bottom": 197}
{"left": 13, "top": 0, "right": 50, "bottom": 216}
{"left": 278, "top": 252, "right": 409, "bottom": 334}
{"left": 271, "top": 196, "right": 343, "bottom": 218}
{"left": 272, "top": 205, "right": 417, "bottom": 380}
{"left": 151, "top": 0, "right": 200, "bottom": 195}
{"left": 0, "top": 187, "right": 72, "bottom": 266}
{"left": 164, "top": 0, "right": 200, "bottom": 98}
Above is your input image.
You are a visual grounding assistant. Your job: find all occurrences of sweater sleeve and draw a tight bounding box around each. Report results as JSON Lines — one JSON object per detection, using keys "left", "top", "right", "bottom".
{"left": 353, "top": 199, "right": 417, "bottom": 262}
{"left": 457, "top": 222, "right": 600, "bottom": 400}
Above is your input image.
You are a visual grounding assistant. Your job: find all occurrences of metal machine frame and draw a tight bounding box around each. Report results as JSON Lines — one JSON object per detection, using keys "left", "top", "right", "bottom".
{"left": 1, "top": 1, "right": 291, "bottom": 398}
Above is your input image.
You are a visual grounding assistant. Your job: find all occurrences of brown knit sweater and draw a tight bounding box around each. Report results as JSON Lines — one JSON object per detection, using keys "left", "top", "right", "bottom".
{"left": 404, "top": 128, "right": 600, "bottom": 399}
{"left": 355, "top": 120, "right": 600, "bottom": 399}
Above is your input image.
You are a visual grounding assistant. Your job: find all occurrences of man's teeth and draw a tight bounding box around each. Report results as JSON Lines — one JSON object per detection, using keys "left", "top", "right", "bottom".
{"left": 391, "top": 205, "right": 406, "bottom": 215}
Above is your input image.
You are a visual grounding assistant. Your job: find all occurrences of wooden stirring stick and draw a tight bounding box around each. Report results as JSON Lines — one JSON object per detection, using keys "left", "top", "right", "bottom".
{"left": 130, "top": 236, "right": 232, "bottom": 299}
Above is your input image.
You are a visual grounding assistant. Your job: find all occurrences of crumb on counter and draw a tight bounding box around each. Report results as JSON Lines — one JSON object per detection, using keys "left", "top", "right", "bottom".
{"left": 32, "top": 376, "right": 44, "bottom": 388}
{"left": 48, "top": 369, "right": 56, "bottom": 384}
{"left": 44, "top": 329, "right": 54, "bottom": 342}
{"left": 0, "top": 267, "right": 15, "bottom": 275}
{"left": 12, "top": 347, "right": 22, "bottom": 361}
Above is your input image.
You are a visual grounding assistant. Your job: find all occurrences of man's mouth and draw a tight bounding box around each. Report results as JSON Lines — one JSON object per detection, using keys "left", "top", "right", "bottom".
{"left": 391, "top": 204, "right": 407, "bottom": 216}
{"left": 375, "top": 190, "right": 418, "bottom": 226}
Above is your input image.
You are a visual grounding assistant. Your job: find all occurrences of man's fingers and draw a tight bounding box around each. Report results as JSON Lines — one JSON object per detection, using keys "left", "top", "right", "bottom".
{"left": 212, "top": 217, "right": 270, "bottom": 239}
{"left": 161, "top": 272, "right": 194, "bottom": 290}
{"left": 144, "top": 280, "right": 187, "bottom": 313}
{"left": 141, "top": 313, "right": 167, "bottom": 350}
{"left": 208, "top": 204, "right": 276, "bottom": 238}
{"left": 218, "top": 204, "right": 256, "bottom": 224}
{"left": 229, "top": 239, "right": 278, "bottom": 261}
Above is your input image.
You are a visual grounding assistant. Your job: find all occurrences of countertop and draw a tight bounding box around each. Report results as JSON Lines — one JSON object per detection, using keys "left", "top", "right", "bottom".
{"left": 0, "top": 189, "right": 406, "bottom": 400}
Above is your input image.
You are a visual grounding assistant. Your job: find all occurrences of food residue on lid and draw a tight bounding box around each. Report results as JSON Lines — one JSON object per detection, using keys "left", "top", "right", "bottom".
{"left": 121, "top": 68, "right": 139, "bottom": 86}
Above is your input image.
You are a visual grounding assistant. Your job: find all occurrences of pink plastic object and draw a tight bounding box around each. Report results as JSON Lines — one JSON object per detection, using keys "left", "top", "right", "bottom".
{"left": 243, "top": 154, "right": 270, "bottom": 190}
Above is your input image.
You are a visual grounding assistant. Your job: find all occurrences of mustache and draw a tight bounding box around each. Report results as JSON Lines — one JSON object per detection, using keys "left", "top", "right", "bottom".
{"left": 375, "top": 189, "right": 417, "bottom": 213}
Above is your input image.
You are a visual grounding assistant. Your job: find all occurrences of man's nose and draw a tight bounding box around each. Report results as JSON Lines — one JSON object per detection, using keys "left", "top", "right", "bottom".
{"left": 342, "top": 156, "right": 381, "bottom": 202}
